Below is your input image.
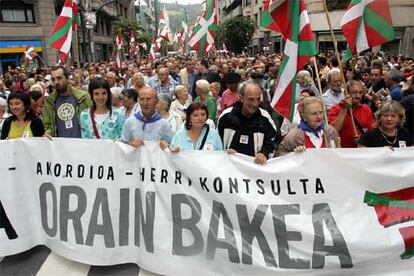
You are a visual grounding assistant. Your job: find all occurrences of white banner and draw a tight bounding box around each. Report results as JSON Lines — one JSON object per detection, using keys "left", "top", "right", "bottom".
{"left": 0, "top": 138, "right": 413, "bottom": 275}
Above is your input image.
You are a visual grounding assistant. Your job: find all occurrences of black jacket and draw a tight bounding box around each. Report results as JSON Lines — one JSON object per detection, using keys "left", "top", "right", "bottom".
{"left": 217, "top": 101, "right": 278, "bottom": 158}
{"left": 1, "top": 117, "right": 45, "bottom": 139}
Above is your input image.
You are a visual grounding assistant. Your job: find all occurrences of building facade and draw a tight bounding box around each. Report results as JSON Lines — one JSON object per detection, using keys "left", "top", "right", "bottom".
{"left": 0, "top": 0, "right": 135, "bottom": 73}
{"left": 217, "top": 0, "right": 414, "bottom": 57}
{"left": 135, "top": 0, "right": 156, "bottom": 35}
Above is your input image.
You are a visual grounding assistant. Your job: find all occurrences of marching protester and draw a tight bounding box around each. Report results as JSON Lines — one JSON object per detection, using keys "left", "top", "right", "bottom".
{"left": 170, "top": 85, "right": 192, "bottom": 121}
{"left": 358, "top": 102, "right": 413, "bottom": 148}
{"left": 121, "top": 87, "right": 172, "bottom": 147}
{"left": 194, "top": 79, "right": 217, "bottom": 123}
{"left": 80, "top": 78, "right": 124, "bottom": 140}
{"left": 1, "top": 92, "right": 44, "bottom": 139}
{"left": 156, "top": 93, "right": 183, "bottom": 135}
{"left": 42, "top": 66, "right": 92, "bottom": 138}
{"left": 160, "top": 102, "right": 223, "bottom": 152}
{"left": 277, "top": 97, "right": 340, "bottom": 155}
{"left": 120, "top": 88, "right": 140, "bottom": 119}
{"left": 218, "top": 81, "right": 278, "bottom": 164}
{"left": 329, "top": 80, "right": 375, "bottom": 148}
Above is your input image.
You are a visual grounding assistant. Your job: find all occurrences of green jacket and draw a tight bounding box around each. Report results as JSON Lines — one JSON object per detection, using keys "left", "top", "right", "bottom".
{"left": 42, "top": 86, "right": 92, "bottom": 137}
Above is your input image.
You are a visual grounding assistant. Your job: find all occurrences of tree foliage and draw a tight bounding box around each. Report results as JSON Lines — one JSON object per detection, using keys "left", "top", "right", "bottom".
{"left": 113, "top": 17, "right": 155, "bottom": 54}
{"left": 217, "top": 16, "right": 255, "bottom": 54}
{"left": 113, "top": 17, "right": 140, "bottom": 44}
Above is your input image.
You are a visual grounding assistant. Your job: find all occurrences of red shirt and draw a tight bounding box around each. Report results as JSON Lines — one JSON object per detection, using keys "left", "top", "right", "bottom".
{"left": 220, "top": 89, "right": 240, "bottom": 111}
{"left": 328, "top": 103, "right": 375, "bottom": 148}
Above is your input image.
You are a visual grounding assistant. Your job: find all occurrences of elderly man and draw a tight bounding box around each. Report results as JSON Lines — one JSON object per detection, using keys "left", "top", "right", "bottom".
{"left": 322, "top": 69, "right": 344, "bottom": 112}
{"left": 329, "top": 80, "right": 375, "bottom": 148}
{"left": 153, "top": 67, "right": 179, "bottom": 97}
{"left": 105, "top": 71, "right": 118, "bottom": 88}
{"left": 218, "top": 81, "right": 278, "bottom": 164}
{"left": 122, "top": 87, "right": 172, "bottom": 147}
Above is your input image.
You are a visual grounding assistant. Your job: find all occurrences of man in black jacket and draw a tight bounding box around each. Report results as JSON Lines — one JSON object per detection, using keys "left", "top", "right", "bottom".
{"left": 218, "top": 81, "right": 278, "bottom": 164}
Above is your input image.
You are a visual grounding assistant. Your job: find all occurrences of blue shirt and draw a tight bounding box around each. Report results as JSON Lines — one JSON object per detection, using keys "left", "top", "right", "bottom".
{"left": 55, "top": 95, "right": 81, "bottom": 138}
{"left": 171, "top": 125, "right": 223, "bottom": 151}
{"left": 80, "top": 108, "right": 124, "bottom": 140}
{"left": 121, "top": 112, "right": 172, "bottom": 143}
{"left": 390, "top": 85, "right": 402, "bottom": 101}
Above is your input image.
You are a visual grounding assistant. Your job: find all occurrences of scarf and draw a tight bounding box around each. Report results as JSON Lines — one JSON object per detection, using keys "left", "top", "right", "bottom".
{"left": 298, "top": 119, "right": 325, "bottom": 138}
{"left": 134, "top": 112, "right": 161, "bottom": 130}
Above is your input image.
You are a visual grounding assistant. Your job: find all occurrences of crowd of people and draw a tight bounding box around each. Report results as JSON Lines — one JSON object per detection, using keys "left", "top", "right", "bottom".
{"left": 0, "top": 49, "right": 413, "bottom": 163}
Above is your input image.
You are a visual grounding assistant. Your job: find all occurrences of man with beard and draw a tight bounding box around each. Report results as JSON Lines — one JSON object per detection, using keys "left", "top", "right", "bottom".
{"left": 42, "top": 66, "right": 92, "bottom": 138}
{"left": 322, "top": 69, "right": 344, "bottom": 113}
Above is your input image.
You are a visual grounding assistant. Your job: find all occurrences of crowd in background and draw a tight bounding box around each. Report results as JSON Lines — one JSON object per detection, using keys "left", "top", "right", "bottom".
{"left": 0, "top": 49, "right": 413, "bottom": 163}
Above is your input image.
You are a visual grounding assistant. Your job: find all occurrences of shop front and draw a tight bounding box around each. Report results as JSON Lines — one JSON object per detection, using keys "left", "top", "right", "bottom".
{"left": 0, "top": 40, "right": 42, "bottom": 74}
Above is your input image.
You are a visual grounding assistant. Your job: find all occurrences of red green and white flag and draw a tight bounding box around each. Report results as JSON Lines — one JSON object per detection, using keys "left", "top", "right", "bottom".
{"left": 59, "top": 52, "right": 72, "bottom": 66}
{"left": 20, "top": 46, "right": 38, "bottom": 66}
{"left": 149, "top": 43, "right": 156, "bottom": 61}
{"left": 269, "top": 0, "right": 317, "bottom": 121}
{"left": 341, "top": 0, "right": 395, "bottom": 56}
{"left": 112, "top": 32, "right": 124, "bottom": 68}
{"left": 139, "top": 42, "right": 147, "bottom": 51}
{"left": 48, "top": 0, "right": 80, "bottom": 55}
{"left": 129, "top": 33, "right": 137, "bottom": 57}
{"left": 158, "top": 7, "right": 172, "bottom": 42}
{"left": 181, "top": 10, "right": 189, "bottom": 49}
{"left": 188, "top": 0, "right": 218, "bottom": 57}
{"left": 72, "top": 0, "right": 80, "bottom": 29}
{"left": 260, "top": 0, "right": 281, "bottom": 33}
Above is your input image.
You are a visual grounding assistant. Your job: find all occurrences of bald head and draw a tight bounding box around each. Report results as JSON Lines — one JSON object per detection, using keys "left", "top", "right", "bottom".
{"left": 139, "top": 87, "right": 158, "bottom": 118}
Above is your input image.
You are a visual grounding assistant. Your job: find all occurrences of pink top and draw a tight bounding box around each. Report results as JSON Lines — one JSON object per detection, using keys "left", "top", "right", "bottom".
{"left": 220, "top": 89, "right": 240, "bottom": 111}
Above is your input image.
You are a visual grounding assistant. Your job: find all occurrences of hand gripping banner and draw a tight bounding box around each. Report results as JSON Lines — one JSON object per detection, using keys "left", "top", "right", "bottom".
{"left": 0, "top": 138, "right": 413, "bottom": 275}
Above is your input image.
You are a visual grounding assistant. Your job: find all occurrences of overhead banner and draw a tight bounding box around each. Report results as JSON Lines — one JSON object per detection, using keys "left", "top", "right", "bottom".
{"left": 0, "top": 138, "right": 413, "bottom": 275}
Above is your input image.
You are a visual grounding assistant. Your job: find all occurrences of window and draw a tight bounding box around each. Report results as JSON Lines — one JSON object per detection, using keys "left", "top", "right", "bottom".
{"left": 0, "top": 0, "right": 35, "bottom": 23}
{"left": 245, "top": 0, "right": 251, "bottom": 6}
{"left": 327, "top": 0, "right": 350, "bottom": 11}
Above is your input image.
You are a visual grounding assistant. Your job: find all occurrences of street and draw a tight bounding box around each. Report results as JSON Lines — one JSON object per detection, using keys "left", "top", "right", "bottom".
{"left": 0, "top": 246, "right": 159, "bottom": 276}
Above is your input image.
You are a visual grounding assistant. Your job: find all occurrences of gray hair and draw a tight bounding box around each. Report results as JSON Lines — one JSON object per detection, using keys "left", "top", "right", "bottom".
{"left": 387, "top": 69, "right": 403, "bottom": 82}
{"left": 196, "top": 79, "right": 210, "bottom": 94}
{"left": 174, "top": 85, "right": 187, "bottom": 97}
{"left": 239, "top": 80, "right": 261, "bottom": 97}
{"left": 346, "top": 80, "right": 364, "bottom": 92}
{"left": 110, "top": 87, "right": 123, "bottom": 98}
{"left": 158, "top": 93, "right": 172, "bottom": 111}
{"left": 297, "top": 70, "right": 311, "bottom": 78}
{"left": 327, "top": 68, "right": 341, "bottom": 84}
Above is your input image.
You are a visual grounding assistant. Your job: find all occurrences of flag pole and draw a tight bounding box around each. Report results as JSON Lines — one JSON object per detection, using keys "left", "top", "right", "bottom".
{"left": 313, "top": 56, "right": 341, "bottom": 148}
{"left": 321, "top": 0, "right": 358, "bottom": 139}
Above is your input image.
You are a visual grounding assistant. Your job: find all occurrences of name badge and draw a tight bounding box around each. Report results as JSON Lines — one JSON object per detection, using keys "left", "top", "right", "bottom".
{"left": 399, "top": 141, "right": 407, "bottom": 148}
{"left": 240, "top": 135, "right": 249, "bottom": 144}
{"left": 204, "top": 144, "right": 213, "bottom": 151}
{"left": 22, "top": 131, "right": 30, "bottom": 138}
{"left": 65, "top": 120, "right": 73, "bottom": 129}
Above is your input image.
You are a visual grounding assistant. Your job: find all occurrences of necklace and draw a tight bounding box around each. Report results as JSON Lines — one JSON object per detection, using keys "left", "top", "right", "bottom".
{"left": 379, "top": 128, "right": 398, "bottom": 145}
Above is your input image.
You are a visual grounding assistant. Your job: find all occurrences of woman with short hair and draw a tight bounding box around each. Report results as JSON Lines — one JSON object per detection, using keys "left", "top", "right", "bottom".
{"left": 277, "top": 97, "right": 339, "bottom": 155}
{"left": 1, "top": 92, "right": 44, "bottom": 139}
{"left": 358, "top": 102, "right": 413, "bottom": 147}
{"left": 160, "top": 102, "right": 223, "bottom": 152}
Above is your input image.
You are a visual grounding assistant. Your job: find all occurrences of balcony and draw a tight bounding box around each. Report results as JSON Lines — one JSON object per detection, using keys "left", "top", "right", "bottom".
{"left": 90, "top": 0, "right": 117, "bottom": 17}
